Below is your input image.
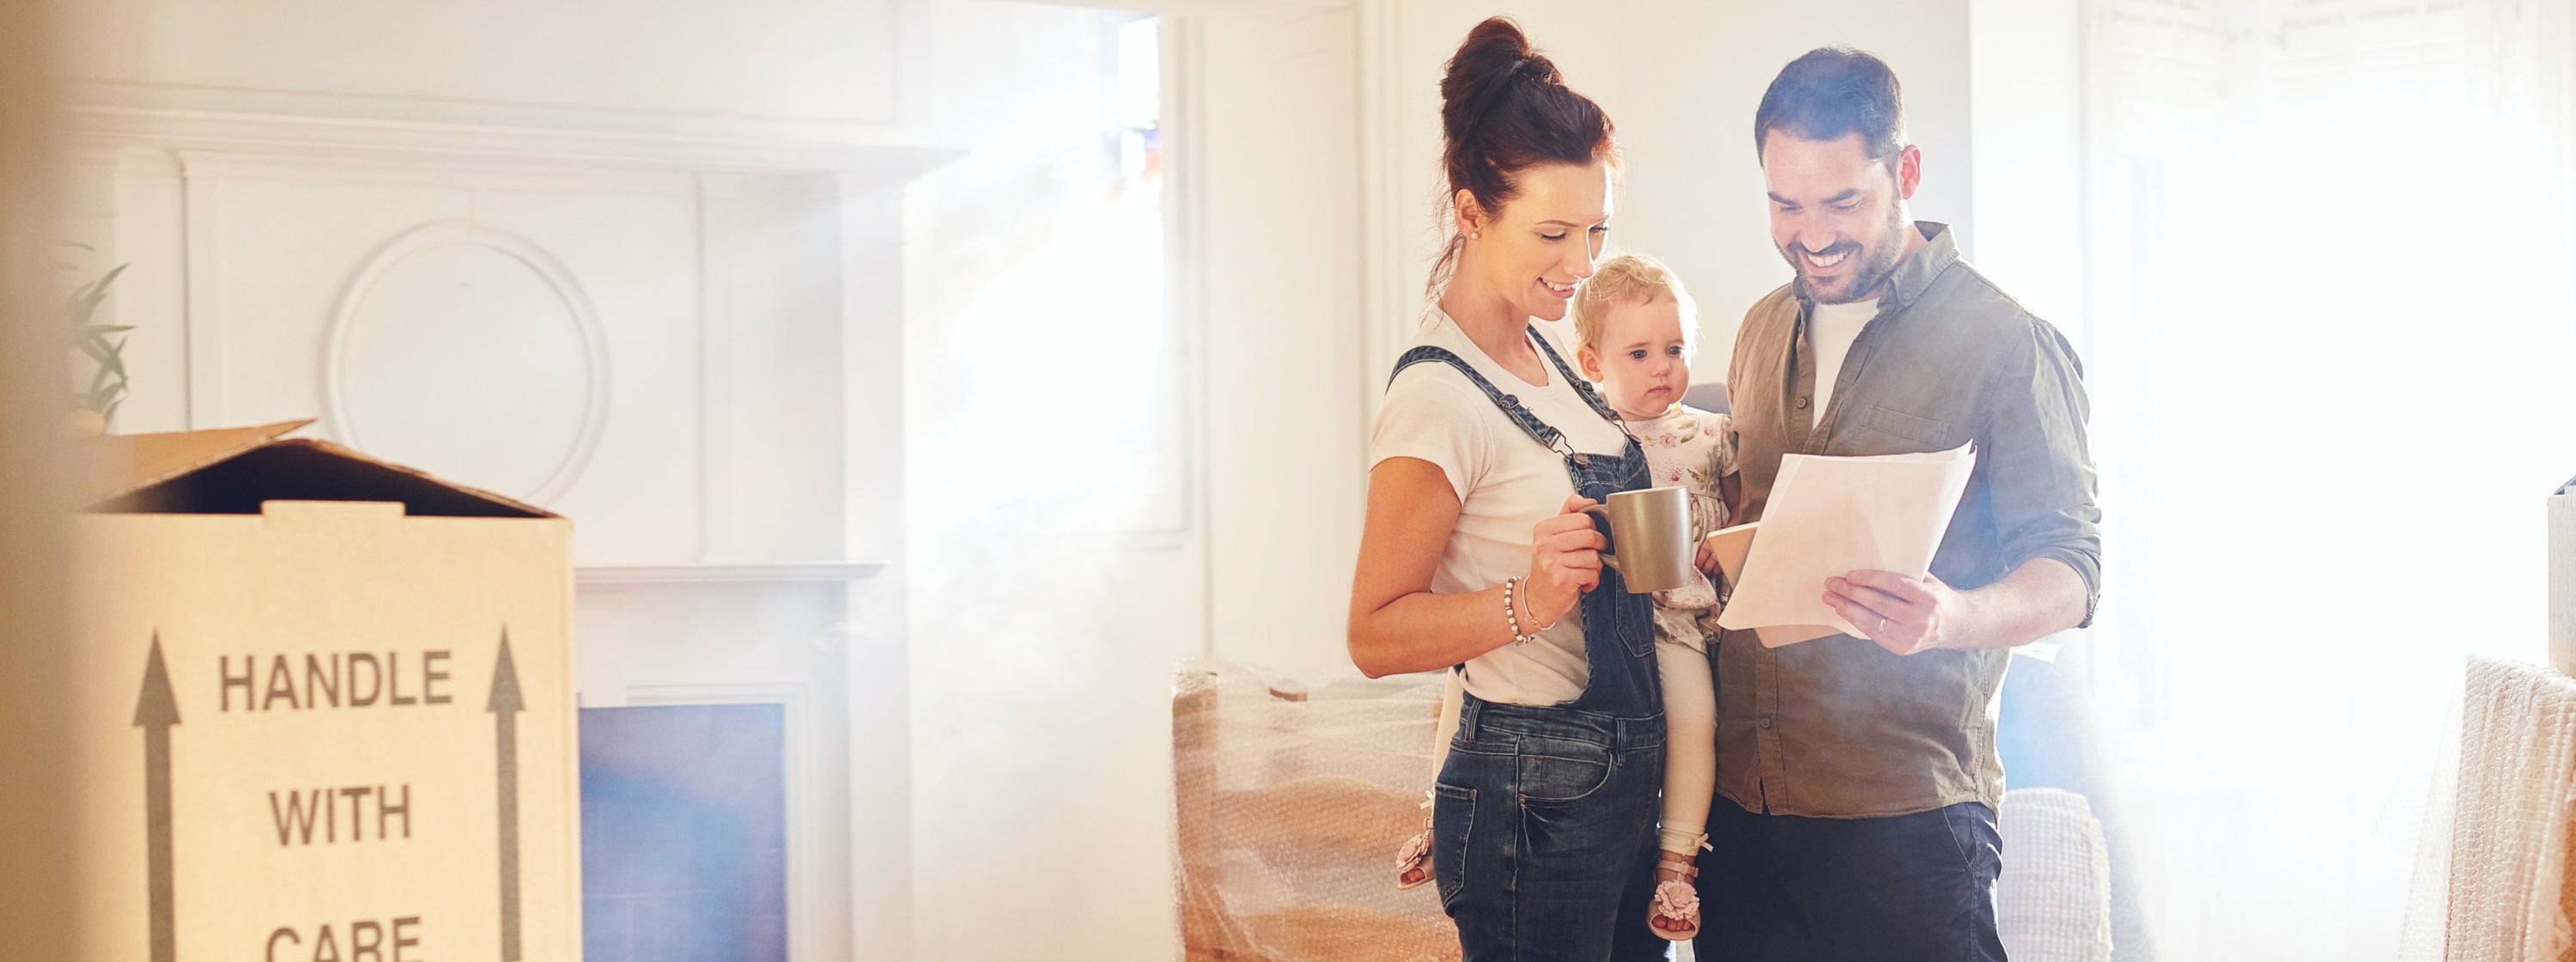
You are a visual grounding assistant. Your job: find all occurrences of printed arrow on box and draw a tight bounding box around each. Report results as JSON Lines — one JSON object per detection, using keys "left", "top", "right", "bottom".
{"left": 134, "top": 633, "right": 180, "bottom": 962}
{"left": 489, "top": 630, "right": 525, "bottom": 962}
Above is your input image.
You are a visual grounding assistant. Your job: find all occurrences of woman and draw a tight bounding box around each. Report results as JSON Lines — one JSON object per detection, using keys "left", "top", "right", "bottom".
{"left": 1346, "top": 17, "right": 1666, "bottom": 961}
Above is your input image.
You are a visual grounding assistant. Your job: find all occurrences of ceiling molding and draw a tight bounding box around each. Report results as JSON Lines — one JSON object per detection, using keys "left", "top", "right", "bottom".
{"left": 57, "top": 94, "right": 962, "bottom": 177}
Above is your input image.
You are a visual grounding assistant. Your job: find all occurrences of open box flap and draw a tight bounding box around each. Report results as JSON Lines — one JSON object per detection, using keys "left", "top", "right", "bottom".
{"left": 78, "top": 418, "right": 312, "bottom": 505}
{"left": 78, "top": 420, "right": 557, "bottom": 519}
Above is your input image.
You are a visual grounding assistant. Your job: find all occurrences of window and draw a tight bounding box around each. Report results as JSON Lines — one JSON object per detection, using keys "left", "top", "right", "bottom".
{"left": 2082, "top": 1, "right": 2576, "bottom": 955}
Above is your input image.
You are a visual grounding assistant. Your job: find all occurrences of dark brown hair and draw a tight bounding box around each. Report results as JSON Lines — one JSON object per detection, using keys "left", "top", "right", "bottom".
{"left": 1754, "top": 46, "right": 1905, "bottom": 165}
{"left": 1430, "top": 17, "right": 1618, "bottom": 297}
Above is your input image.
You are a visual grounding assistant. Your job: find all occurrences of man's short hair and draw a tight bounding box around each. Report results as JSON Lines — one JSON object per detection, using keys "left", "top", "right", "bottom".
{"left": 1754, "top": 46, "right": 1906, "bottom": 164}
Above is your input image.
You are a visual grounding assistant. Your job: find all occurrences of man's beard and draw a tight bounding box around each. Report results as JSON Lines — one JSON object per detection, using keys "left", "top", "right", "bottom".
{"left": 1789, "top": 209, "right": 1910, "bottom": 305}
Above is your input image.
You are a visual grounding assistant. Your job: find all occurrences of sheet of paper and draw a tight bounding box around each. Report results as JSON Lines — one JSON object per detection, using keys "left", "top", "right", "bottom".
{"left": 1703, "top": 523, "right": 1839, "bottom": 645}
{"left": 1698, "top": 524, "right": 1824, "bottom": 644}
{"left": 1704, "top": 521, "right": 1758, "bottom": 583}
{"left": 1716, "top": 443, "right": 1977, "bottom": 645}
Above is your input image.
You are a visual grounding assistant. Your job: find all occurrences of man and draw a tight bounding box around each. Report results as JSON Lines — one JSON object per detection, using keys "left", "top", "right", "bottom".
{"left": 1696, "top": 46, "right": 2102, "bottom": 960}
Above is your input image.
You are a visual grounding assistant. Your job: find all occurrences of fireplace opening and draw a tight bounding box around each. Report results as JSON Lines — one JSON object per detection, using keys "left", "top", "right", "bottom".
{"left": 580, "top": 703, "right": 790, "bottom": 962}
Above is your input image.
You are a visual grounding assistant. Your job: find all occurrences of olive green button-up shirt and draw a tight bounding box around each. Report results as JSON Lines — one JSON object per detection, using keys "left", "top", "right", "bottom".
{"left": 1717, "top": 222, "right": 2100, "bottom": 819}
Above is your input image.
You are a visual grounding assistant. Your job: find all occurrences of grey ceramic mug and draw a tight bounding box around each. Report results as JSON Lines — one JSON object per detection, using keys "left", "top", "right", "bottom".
{"left": 1580, "top": 485, "right": 1698, "bottom": 594}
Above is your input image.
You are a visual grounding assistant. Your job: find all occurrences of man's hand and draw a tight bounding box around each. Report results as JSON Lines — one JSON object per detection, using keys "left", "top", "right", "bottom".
{"left": 1823, "top": 569, "right": 1971, "bottom": 655}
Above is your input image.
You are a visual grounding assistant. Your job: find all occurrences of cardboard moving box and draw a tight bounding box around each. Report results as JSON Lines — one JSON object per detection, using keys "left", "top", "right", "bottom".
{"left": 66, "top": 420, "right": 579, "bottom": 962}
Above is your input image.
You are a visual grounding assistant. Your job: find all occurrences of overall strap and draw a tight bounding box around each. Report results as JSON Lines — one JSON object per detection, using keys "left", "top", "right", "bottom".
{"left": 1527, "top": 326, "right": 1625, "bottom": 424}
{"left": 1388, "top": 344, "right": 1569, "bottom": 454}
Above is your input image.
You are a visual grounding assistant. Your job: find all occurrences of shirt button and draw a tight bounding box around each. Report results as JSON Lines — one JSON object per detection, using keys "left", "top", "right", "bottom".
{"left": 1758, "top": 716, "right": 1774, "bottom": 729}
{"left": 1794, "top": 396, "right": 1810, "bottom": 411}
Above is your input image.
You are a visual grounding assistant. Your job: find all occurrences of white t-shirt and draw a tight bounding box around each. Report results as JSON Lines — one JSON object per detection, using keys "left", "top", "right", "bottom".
{"left": 1369, "top": 307, "right": 1632, "bottom": 706}
{"left": 1807, "top": 297, "right": 1880, "bottom": 426}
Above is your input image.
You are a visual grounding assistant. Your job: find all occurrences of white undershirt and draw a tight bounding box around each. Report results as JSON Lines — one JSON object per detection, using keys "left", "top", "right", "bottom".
{"left": 1807, "top": 297, "right": 1880, "bottom": 426}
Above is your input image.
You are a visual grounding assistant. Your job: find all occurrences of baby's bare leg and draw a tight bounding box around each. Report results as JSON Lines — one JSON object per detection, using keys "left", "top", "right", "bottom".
{"left": 1657, "top": 638, "right": 1716, "bottom": 859}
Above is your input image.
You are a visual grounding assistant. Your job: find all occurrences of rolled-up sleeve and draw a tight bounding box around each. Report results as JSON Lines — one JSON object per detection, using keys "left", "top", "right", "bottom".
{"left": 1981, "top": 318, "right": 2103, "bottom": 625}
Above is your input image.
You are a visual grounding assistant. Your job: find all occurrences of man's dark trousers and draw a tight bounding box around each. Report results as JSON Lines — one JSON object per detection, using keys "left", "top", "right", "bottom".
{"left": 1692, "top": 796, "right": 2007, "bottom": 961}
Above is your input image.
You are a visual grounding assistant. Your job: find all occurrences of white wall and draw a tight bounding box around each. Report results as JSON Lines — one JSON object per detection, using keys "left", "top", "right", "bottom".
{"left": 1197, "top": 8, "right": 1369, "bottom": 681}
{"left": 1967, "top": 0, "right": 2085, "bottom": 337}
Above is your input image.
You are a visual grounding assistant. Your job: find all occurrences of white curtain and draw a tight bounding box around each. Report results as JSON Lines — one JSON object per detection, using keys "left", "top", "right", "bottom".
{"left": 2080, "top": 0, "right": 2576, "bottom": 957}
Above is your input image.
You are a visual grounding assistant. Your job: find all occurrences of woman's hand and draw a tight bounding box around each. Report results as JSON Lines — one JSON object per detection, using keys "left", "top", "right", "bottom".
{"left": 1522, "top": 495, "right": 1606, "bottom": 630}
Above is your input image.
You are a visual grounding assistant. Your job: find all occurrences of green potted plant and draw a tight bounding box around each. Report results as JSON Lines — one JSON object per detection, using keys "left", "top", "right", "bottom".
{"left": 61, "top": 245, "right": 129, "bottom": 435}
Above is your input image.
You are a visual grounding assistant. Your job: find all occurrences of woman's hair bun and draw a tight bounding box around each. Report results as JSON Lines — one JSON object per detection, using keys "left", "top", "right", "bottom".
{"left": 1439, "top": 18, "right": 1564, "bottom": 146}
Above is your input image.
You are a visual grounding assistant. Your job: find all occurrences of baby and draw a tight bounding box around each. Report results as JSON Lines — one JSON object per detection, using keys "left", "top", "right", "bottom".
{"left": 1394, "top": 253, "right": 1736, "bottom": 943}
{"left": 1571, "top": 253, "right": 1735, "bottom": 941}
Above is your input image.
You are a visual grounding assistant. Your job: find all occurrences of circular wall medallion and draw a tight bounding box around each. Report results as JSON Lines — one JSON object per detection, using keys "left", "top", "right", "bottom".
{"left": 324, "top": 221, "right": 611, "bottom": 504}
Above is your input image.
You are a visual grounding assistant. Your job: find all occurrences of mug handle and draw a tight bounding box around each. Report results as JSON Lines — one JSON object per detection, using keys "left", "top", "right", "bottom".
{"left": 1578, "top": 503, "right": 1626, "bottom": 575}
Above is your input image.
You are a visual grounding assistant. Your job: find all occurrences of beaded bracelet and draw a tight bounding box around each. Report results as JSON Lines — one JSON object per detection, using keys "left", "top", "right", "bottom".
{"left": 1504, "top": 576, "right": 1543, "bottom": 645}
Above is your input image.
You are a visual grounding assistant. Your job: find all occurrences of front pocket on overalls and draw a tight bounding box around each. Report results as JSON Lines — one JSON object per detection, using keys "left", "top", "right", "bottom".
{"left": 1516, "top": 735, "right": 1615, "bottom": 807}
{"left": 1431, "top": 782, "right": 1476, "bottom": 910}
{"left": 1616, "top": 593, "right": 1659, "bottom": 658}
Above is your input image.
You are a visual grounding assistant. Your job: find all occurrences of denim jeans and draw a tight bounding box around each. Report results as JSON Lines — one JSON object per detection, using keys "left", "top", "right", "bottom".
{"left": 1432, "top": 699, "right": 1669, "bottom": 962}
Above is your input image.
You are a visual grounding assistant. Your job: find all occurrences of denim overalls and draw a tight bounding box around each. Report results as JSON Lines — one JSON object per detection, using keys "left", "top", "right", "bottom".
{"left": 1393, "top": 327, "right": 1669, "bottom": 962}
